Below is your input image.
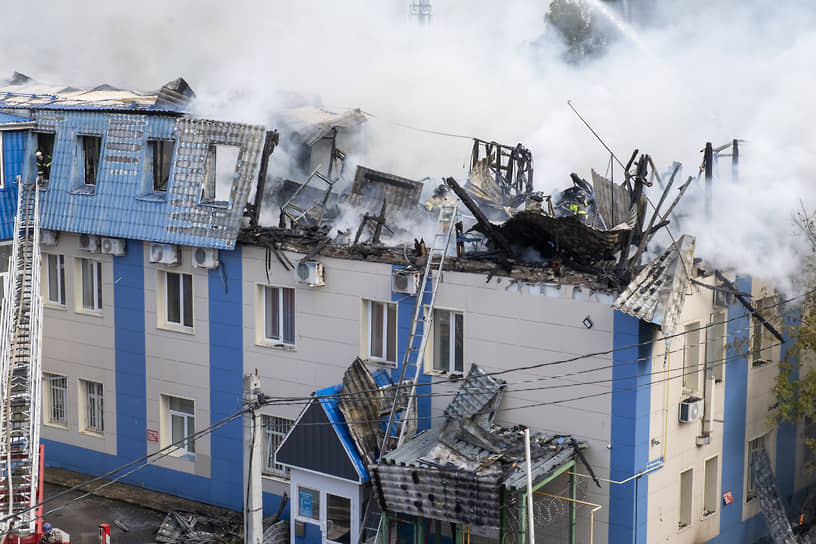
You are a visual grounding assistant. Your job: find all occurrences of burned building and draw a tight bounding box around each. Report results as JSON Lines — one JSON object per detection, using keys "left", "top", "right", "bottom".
{"left": 0, "top": 74, "right": 808, "bottom": 544}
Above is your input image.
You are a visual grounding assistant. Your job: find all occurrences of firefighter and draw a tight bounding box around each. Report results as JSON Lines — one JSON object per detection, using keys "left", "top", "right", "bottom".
{"left": 36, "top": 149, "right": 52, "bottom": 181}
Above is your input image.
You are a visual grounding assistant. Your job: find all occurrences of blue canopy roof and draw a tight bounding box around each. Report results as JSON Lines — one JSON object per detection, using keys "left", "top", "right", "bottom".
{"left": 315, "top": 384, "right": 370, "bottom": 482}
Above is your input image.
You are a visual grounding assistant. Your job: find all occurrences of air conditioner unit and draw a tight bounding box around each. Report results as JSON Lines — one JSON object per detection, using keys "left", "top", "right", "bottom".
{"left": 679, "top": 397, "right": 704, "bottom": 423}
{"left": 40, "top": 229, "right": 58, "bottom": 246}
{"left": 295, "top": 261, "right": 324, "bottom": 287}
{"left": 193, "top": 248, "right": 219, "bottom": 269}
{"left": 149, "top": 243, "right": 180, "bottom": 266}
{"left": 101, "top": 237, "right": 127, "bottom": 256}
{"left": 78, "top": 233, "right": 100, "bottom": 253}
{"left": 392, "top": 269, "right": 420, "bottom": 296}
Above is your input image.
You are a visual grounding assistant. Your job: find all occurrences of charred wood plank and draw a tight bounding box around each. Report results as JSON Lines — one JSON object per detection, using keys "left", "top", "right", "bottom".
{"left": 629, "top": 162, "right": 680, "bottom": 267}
{"left": 714, "top": 270, "right": 784, "bottom": 342}
{"left": 249, "top": 130, "right": 279, "bottom": 227}
{"left": 444, "top": 177, "right": 514, "bottom": 256}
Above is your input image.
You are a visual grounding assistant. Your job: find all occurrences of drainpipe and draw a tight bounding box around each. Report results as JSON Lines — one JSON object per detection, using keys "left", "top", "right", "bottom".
{"left": 524, "top": 428, "right": 535, "bottom": 544}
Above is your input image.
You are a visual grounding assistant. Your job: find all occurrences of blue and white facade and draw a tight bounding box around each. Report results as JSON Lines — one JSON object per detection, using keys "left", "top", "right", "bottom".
{"left": 0, "top": 85, "right": 811, "bottom": 543}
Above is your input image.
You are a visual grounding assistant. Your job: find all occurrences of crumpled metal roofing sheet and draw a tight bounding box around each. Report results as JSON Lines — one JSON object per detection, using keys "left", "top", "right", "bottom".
{"left": 337, "top": 358, "right": 385, "bottom": 467}
{"left": 275, "top": 106, "right": 366, "bottom": 146}
{"left": 0, "top": 81, "right": 182, "bottom": 113}
{"left": 18, "top": 110, "right": 265, "bottom": 249}
{"left": 444, "top": 364, "right": 506, "bottom": 421}
{"left": 613, "top": 234, "right": 695, "bottom": 333}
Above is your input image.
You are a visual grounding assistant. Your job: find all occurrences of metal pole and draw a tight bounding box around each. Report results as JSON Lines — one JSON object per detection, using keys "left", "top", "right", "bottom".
{"left": 731, "top": 139, "right": 739, "bottom": 181}
{"left": 524, "top": 428, "right": 535, "bottom": 544}
{"left": 704, "top": 142, "right": 713, "bottom": 222}
{"left": 243, "top": 373, "right": 263, "bottom": 544}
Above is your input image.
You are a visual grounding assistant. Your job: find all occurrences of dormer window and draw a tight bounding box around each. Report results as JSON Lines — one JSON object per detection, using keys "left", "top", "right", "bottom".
{"left": 200, "top": 144, "right": 240, "bottom": 207}
{"left": 147, "top": 139, "right": 174, "bottom": 193}
{"left": 80, "top": 135, "right": 102, "bottom": 186}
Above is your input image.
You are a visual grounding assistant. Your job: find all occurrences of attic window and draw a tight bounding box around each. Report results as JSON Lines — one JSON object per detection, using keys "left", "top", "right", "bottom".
{"left": 36, "top": 132, "right": 55, "bottom": 184}
{"left": 80, "top": 135, "right": 102, "bottom": 186}
{"left": 147, "top": 139, "right": 174, "bottom": 192}
{"left": 201, "top": 144, "right": 240, "bottom": 207}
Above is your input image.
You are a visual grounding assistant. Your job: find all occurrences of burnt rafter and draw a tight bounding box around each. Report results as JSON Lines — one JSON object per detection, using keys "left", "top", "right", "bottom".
{"left": 714, "top": 270, "right": 784, "bottom": 343}
{"left": 470, "top": 138, "right": 534, "bottom": 198}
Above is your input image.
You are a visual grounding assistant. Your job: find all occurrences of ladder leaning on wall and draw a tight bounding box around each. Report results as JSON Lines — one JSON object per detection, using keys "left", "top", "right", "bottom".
{"left": 359, "top": 201, "right": 459, "bottom": 544}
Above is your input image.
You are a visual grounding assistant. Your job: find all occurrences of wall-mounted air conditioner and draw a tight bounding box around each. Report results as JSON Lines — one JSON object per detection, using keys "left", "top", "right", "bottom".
{"left": 78, "top": 233, "right": 100, "bottom": 253}
{"left": 193, "top": 248, "right": 219, "bottom": 269}
{"left": 149, "top": 243, "right": 180, "bottom": 266}
{"left": 295, "top": 261, "right": 324, "bottom": 287}
{"left": 679, "top": 397, "right": 704, "bottom": 423}
{"left": 392, "top": 269, "right": 421, "bottom": 296}
{"left": 40, "top": 229, "right": 58, "bottom": 246}
{"left": 101, "top": 237, "right": 127, "bottom": 256}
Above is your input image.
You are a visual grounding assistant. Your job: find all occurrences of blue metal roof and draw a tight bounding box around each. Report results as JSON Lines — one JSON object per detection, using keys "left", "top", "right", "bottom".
{"left": 0, "top": 112, "right": 33, "bottom": 126}
{"left": 11, "top": 109, "right": 266, "bottom": 249}
{"left": 316, "top": 384, "right": 370, "bottom": 482}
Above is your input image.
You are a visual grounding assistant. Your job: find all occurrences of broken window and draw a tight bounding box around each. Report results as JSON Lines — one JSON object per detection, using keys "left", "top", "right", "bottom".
{"left": 706, "top": 311, "right": 726, "bottom": 382}
{"left": 433, "top": 309, "right": 464, "bottom": 374}
{"left": 746, "top": 435, "right": 766, "bottom": 501}
{"left": 263, "top": 415, "right": 293, "bottom": 477}
{"left": 752, "top": 296, "right": 778, "bottom": 366}
{"left": 36, "top": 131, "right": 55, "bottom": 183}
{"left": 298, "top": 487, "right": 320, "bottom": 520}
{"left": 326, "top": 494, "right": 351, "bottom": 544}
{"left": 43, "top": 373, "right": 67, "bottom": 426}
{"left": 262, "top": 286, "right": 295, "bottom": 346}
{"left": 703, "top": 456, "right": 719, "bottom": 517}
{"left": 683, "top": 322, "right": 700, "bottom": 392}
{"left": 46, "top": 253, "right": 65, "bottom": 306}
{"left": 201, "top": 144, "right": 240, "bottom": 205}
{"left": 146, "top": 139, "right": 174, "bottom": 193}
{"left": 367, "top": 300, "right": 396, "bottom": 364}
{"left": 81, "top": 379, "right": 104, "bottom": 433}
{"left": 165, "top": 272, "right": 193, "bottom": 329}
{"left": 679, "top": 468, "right": 693, "bottom": 529}
{"left": 165, "top": 395, "right": 195, "bottom": 455}
{"left": 79, "top": 135, "right": 102, "bottom": 186}
{"left": 79, "top": 258, "right": 102, "bottom": 311}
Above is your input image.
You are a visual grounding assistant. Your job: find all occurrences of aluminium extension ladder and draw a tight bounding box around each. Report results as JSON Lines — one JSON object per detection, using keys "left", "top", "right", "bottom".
{"left": 358, "top": 202, "right": 458, "bottom": 544}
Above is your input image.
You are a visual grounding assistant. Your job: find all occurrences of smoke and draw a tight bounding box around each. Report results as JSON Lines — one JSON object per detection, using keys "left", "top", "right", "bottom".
{"left": 1, "top": 0, "right": 814, "bottom": 287}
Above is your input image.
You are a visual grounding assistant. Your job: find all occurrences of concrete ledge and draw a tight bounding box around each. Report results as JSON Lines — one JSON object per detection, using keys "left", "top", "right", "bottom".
{"left": 44, "top": 467, "right": 236, "bottom": 518}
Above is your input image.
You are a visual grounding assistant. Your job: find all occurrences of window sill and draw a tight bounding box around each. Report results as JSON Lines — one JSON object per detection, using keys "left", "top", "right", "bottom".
{"left": 43, "top": 421, "right": 69, "bottom": 430}
{"left": 69, "top": 185, "right": 96, "bottom": 196}
{"left": 426, "top": 369, "right": 464, "bottom": 379}
{"left": 361, "top": 357, "right": 397, "bottom": 368}
{"left": 262, "top": 473, "right": 290, "bottom": 483}
{"left": 44, "top": 302, "right": 68, "bottom": 311}
{"left": 701, "top": 510, "right": 717, "bottom": 520}
{"left": 75, "top": 307, "right": 104, "bottom": 317}
{"left": 80, "top": 429, "right": 104, "bottom": 438}
{"left": 752, "top": 359, "right": 772, "bottom": 368}
{"left": 136, "top": 192, "right": 168, "bottom": 202}
{"left": 158, "top": 322, "right": 196, "bottom": 335}
{"left": 256, "top": 340, "right": 296, "bottom": 351}
{"left": 199, "top": 200, "right": 231, "bottom": 210}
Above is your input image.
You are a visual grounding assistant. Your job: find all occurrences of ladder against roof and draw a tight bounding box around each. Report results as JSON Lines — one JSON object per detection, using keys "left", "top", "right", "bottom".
{"left": 358, "top": 202, "right": 458, "bottom": 544}
{"left": 0, "top": 182, "right": 43, "bottom": 536}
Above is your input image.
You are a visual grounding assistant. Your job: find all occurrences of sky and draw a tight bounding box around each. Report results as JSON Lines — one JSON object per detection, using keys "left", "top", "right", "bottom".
{"left": 0, "top": 0, "right": 813, "bottom": 289}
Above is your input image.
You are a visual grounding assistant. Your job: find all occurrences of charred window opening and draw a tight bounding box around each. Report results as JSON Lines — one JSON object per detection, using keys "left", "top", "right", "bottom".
{"left": 147, "top": 139, "right": 174, "bottom": 193}
{"left": 36, "top": 132, "right": 55, "bottom": 183}
{"left": 201, "top": 144, "right": 240, "bottom": 206}
{"left": 80, "top": 135, "right": 102, "bottom": 186}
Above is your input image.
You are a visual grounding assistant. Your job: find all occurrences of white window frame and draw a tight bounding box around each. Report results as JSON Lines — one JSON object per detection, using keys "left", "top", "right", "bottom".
{"left": 46, "top": 253, "right": 66, "bottom": 306}
{"left": 165, "top": 395, "right": 195, "bottom": 456}
{"left": 746, "top": 434, "right": 766, "bottom": 501}
{"left": 77, "top": 257, "right": 102, "bottom": 312}
{"left": 703, "top": 455, "right": 719, "bottom": 518}
{"left": 260, "top": 285, "right": 295, "bottom": 346}
{"left": 682, "top": 322, "right": 701, "bottom": 392}
{"left": 432, "top": 309, "right": 464, "bottom": 374}
{"left": 297, "top": 486, "right": 321, "bottom": 521}
{"left": 678, "top": 467, "right": 693, "bottom": 530}
{"left": 366, "top": 300, "right": 397, "bottom": 365}
{"left": 43, "top": 373, "right": 68, "bottom": 426}
{"left": 706, "top": 311, "right": 726, "bottom": 382}
{"left": 164, "top": 271, "right": 193, "bottom": 330}
{"left": 263, "top": 415, "right": 293, "bottom": 477}
{"left": 81, "top": 379, "right": 104, "bottom": 434}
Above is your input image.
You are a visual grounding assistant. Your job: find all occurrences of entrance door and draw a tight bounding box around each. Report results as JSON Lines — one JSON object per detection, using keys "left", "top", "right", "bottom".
{"left": 324, "top": 493, "right": 352, "bottom": 544}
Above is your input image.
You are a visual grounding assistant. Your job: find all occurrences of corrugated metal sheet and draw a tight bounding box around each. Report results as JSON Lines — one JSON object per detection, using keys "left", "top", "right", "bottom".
{"left": 0, "top": 130, "right": 25, "bottom": 239}
{"left": 444, "top": 364, "right": 505, "bottom": 422}
{"left": 316, "top": 384, "right": 370, "bottom": 482}
{"left": 343, "top": 166, "right": 423, "bottom": 215}
{"left": 275, "top": 106, "right": 366, "bottom": 146}
{"left": 0, "top": 112, "right": 33, "bottom": 130}
{"left": 613, "top": 234, "right": 696, "bottom": 333}
{"left": 0, "top": 80, "right": 183, "bottom": 113}
{"left": 338, "top": 358, "right": 385, "bottom": 467}
{"left": 11, "top": 109, "right": 266, "bottom": 249}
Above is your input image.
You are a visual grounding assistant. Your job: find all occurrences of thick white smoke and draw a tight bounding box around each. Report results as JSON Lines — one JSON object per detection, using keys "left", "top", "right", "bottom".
{"left": 1, "top": 0, "right": 813, "bottom": 287}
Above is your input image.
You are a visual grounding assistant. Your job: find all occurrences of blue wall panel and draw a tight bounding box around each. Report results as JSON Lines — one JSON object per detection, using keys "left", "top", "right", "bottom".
{"left": 0, "top": 130, "right": 26, "bottom": 239}
{"left": 609, "top": 311, "right": 651, "bottom": 544}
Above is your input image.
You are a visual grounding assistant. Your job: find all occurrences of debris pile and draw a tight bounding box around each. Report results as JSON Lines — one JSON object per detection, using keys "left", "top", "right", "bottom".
{"left": 155, "top": 511, "right": 242, "bottom": 544}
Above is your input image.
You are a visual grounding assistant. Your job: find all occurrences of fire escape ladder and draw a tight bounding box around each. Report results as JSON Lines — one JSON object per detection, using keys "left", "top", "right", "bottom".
{"left": 0, "top": 182, "right": 43, "bottom": 537}
{"left": 359, "top": 202, "right": 458, "bottom": 544}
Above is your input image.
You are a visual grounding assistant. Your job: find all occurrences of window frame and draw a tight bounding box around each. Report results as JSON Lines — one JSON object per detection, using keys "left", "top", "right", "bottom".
{"left": 200, "top": 144, "right": 241, "bottom": 208}
{"left": 261, "top": 285, "right": 296, "bottom": 347}
{"left": 746, "top": 434, "right": 766, "bottom": 502}
{"left": 163, "top": 271, "right": 194, "bottom": 331}
{"left": 678, "top": 467, "right": 693, "bottom": 530}
{"left": 366, "top": 299, "right": 397, "bottom": 365}
{"left": 297, "top": 486, "right": 321, "bottom": 521}
{"left": 145, "top": 138, "right": 174, "bottom": 195}
{"left": 45, "top": 253, "right": 66, "bottom": 306}
{"left": 77, "top": 257, "right": 103, "bottom": 313}
{"left": 165, "top": 395, "right": 196, "bottom": 456}
{"left": 263, "top": 415, "right": 294, "bottom": 478}
{"left": 81, "top": 379, "right": 104, "bottom": 434}
{"left": 682, "top": 321, "right": 701, "bottom": 392}
{"left": 706, "top": 311, "right": 726, "bottom": 382}
{"left": 432, "top": 308, "right": 464, "bottom": 374}
{"left": 703, "top": 455, "right": 719, "bottom": 518}
{"left": 43, "top": 373, "right": 68, "bottom": 426}
{"left": 35, "top": 131, "right": 55, "bottom": 185}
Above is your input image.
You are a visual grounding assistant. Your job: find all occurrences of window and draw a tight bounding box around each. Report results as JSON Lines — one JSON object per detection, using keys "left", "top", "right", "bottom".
{"left": 201, "top": 144, "right": 240, "bottom": 205}
{"left": 298, "top": 487, "right": 320, "bottom": 520}
{"left": 703, "top": 456, "right": 719, "bottom": 517}
{"left": 367, "top": 300, "right": 396, "bottom": 364}
{"left": 803, "top": 417, "right": 816, "bottom": 474}
{"left": 81, "top": 379, "right": 104, "bottom": 433}
{"left": 683, "top": 322, "right": 700, "bottom": 391}
{"left": 706, "top": 311, "right": 726, "bottom": 382}
{"left": 262, "top": 286, "right": 295, "bottom": 345}
{"left": 79, "top": 258, "right": 102, "bottom": 311}
{"left": 326, "top": 494, "right": 351, "bottom": 544}
{"left": 165, "top": 272, "right": 193, "bottom": 329}
{"left": 43, "top": 373, "right": 68, "bottom": 425}
{"left": 679, "top": 468, "right": 693, "bottom": 529}
{"left": 433, "top": 309, "right": 464, "bottom": 374}
{"left": 36, "top": 132, "right": 55, "bottom": 183}
{"left": 263, "top": 415, "right": 293, "bottom": 477}
{"left": 165, "top": 395, "right": 195, "bottom": 455}
{"left": 146, "top": 139, "right": 174, "bottom": 193}
{"left": 752, "top": 296, "right": 778, "bottom": 366}
{"left": 746, "top": 435, "right": 765, "bottom": 501}
{"left": 79, "top": 135, "right": 102, "bottom": 186}
{"left": 46, "top": 254, "right": 65, "bottom": 305}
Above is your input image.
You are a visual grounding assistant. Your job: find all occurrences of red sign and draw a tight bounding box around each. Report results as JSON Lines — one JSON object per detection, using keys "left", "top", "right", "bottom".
{"left": 722, "top": 490, "right": 734, "bottom": 505}
{"left": 147, "top": 429, "right": 159, "bottom": 442}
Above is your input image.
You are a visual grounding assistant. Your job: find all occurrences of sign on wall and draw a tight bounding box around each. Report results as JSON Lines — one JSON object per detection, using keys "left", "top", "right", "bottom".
{"left": 722, "top": 490, "right": 734, "bottom": 505}
{"left": 147, "top": 429, "right": 159, "bottom": 442}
